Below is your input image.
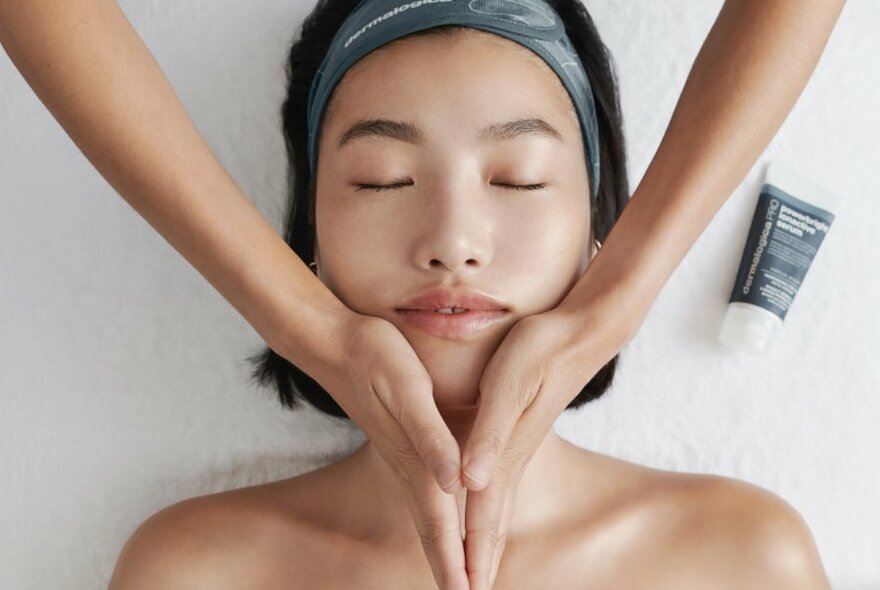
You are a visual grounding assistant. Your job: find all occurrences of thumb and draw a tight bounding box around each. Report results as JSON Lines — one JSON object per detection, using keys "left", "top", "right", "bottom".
{"left": 461, "top": 387, "right": 523, "bottom": 491}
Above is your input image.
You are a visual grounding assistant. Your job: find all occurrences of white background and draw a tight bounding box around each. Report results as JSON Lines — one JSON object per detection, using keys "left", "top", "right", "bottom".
{"left": 1, "top": 1, "right": 877, "bottom": 588}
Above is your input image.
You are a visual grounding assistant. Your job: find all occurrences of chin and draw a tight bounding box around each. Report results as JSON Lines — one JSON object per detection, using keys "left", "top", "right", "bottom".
{"left": 425, "top": 363, "right": 483, "bottom": 408}
{"left": 386, "top": 311, "right": 514, "bottom": 407}
{"left": 432, "top": 383, "right": 481, "bottom": 410}
{"left": 412, "top": 337, "right": 496, "bottom": 409}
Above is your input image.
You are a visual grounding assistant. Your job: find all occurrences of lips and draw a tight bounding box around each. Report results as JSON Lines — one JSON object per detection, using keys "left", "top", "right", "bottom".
{"left": 395, "top": 285, "right": 510, "bottom": 339}
{"left": 396, "top": 285, "right": 509, "bottom": 313}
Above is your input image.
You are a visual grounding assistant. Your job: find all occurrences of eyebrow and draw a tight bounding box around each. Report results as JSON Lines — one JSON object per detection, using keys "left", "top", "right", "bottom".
{"left": 336, "top": 117, "right": 565, "bottom": 150}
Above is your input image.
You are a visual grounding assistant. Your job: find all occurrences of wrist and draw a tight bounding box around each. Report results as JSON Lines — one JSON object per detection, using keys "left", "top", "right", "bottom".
{"left": 271, "top": 292, "right": 354, "bottom": 379}
{"left": 552, "top": 265, "right": 644, "bottom": 359}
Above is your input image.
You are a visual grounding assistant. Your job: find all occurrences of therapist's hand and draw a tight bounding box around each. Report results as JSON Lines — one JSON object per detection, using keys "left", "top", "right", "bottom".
{"left": 309, "top": 312, "right": 469, "bottom": 590}
{"left": 461, "top": 307, "right": 631, "bottom": 590}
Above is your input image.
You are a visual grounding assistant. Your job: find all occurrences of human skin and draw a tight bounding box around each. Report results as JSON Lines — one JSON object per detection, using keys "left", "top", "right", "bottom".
{"left": 108, "top": 30, "right": 831, "bottom": 590}
{"left": 0, "top": 1, "right": 846, "bottom": 588}
{"left": 455, "top": 2, "right": 847, "bottom": 587}
{"left": 312, "top": 32, "right": 594, "bottom": 414}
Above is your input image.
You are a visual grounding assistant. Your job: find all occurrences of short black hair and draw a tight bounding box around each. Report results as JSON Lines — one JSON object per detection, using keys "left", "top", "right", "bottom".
{"left": 246, "top": 0, "right": 630, "bottom": 419}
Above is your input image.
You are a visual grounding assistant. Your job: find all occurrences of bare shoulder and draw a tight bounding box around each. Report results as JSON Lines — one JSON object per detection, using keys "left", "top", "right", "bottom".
{"left": 108, "top": 494, "right": 236, "bottom": 589}
{"left": 560, "top": 446, "right": 830, "bottom": 589}
{"left": 641, "top": 470, "right": 831, "bottom": 589}
{"left": 107, "top": 481, "right": 317, "bottom": 590}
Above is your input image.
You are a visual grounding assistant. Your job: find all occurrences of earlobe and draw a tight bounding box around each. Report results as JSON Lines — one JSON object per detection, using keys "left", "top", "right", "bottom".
{"left": 309, "top": 248, "right": 322, "bottom": 276}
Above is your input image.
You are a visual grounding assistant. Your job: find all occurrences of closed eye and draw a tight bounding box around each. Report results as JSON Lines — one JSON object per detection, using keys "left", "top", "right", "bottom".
{"left": 495, "top": 182, "right": 547, "bottom": 191}
{"left": 355, "top": 182, "right": 547, "bottom": 192}
{"left": 355, "top": 182, "right": 412, "bottom": 192}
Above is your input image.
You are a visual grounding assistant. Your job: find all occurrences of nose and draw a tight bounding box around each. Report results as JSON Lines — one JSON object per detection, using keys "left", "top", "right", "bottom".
{"left": 411, "top": 176, "right": 494, "bottom": 276}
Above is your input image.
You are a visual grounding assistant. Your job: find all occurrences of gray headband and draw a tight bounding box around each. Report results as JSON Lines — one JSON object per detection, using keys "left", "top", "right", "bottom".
{"left": 306, "top": 0, "right": 601, "bottom": 197}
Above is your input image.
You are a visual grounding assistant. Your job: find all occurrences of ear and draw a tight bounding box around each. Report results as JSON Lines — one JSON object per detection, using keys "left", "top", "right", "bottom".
{"left": 311, "top": 244, "right": 322, "bottom": 277}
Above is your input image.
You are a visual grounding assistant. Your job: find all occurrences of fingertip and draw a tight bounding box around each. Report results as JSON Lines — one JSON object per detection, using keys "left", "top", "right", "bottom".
{"left": 462, "top": 455, "right": 493, "bottom": 490}
{"left": 435, "top": 460, "right": 463, "bottom": 493}
{"left": 441, "top": 476, "right": 464, "bottom": 494}
{"left": 461, "top": 475, "right": 488, "bottom": 492}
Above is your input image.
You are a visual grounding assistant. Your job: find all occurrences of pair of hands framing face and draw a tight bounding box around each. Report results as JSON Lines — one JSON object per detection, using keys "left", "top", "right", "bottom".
{"left": 0, "top": 0, "right": 846, "bottom": 588}
{"left": 302, "top": 305, "right": 628, "bottom": 590}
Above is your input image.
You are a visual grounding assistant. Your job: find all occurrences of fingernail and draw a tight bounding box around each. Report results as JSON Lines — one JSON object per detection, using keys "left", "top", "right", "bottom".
{"left": 435, "top": 460, "right": 461, "bottom": 490}
{"left": 463, "top": 455, "right": 492, "bottom": 488}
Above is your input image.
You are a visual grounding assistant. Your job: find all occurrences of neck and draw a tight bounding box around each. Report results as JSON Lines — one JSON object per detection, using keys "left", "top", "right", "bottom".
{"left": 344, "top": 405, "right": 578, "bottom": 543}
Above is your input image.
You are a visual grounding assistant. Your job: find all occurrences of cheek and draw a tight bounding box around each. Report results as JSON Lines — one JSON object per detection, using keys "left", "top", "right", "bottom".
{"left": 501, "top": 198, "right": 589, "bottom": 309}
{"left": 314, "top": 196, "right": 405, "bottom": 313}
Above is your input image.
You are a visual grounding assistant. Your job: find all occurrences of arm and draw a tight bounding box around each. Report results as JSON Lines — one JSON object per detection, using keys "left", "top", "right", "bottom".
{"left": 558, "top": 0, "right": 848, "bottom": 333}
{"left": 0, "top": 0, "right": 345, "bottom": 368}
{"left": 0, "top": 5, "right": 469, "bottom": 587}
{"left": 461, "top": 2, "right": 848, "bottom": 588}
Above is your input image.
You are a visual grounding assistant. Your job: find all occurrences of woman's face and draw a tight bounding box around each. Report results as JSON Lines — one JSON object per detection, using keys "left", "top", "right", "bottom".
{"left": 314, "top": 30, "right": 594, "bottom": 409}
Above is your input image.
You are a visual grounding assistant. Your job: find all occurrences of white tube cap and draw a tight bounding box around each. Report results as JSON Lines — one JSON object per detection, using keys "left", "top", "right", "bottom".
{"left": 718, "top": 303, "right": 782, "bottom": 356}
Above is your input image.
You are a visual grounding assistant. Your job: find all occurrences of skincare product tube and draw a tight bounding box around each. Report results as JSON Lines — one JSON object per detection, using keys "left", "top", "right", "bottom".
{"left": 719, "top": 161, "right": 842, "bottom": 356}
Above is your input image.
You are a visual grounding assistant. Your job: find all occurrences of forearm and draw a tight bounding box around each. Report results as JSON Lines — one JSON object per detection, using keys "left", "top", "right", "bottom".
{"left": 558, "top": 0, "right": 846, "bottom": 339}
{"left": 0, "top": 0, "right": 347, "bottom": 366}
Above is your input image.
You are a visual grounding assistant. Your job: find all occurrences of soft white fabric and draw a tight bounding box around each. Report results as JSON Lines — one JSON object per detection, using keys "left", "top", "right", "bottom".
{"left": 1, "top": 1, "right": 877, "bottom": 588}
